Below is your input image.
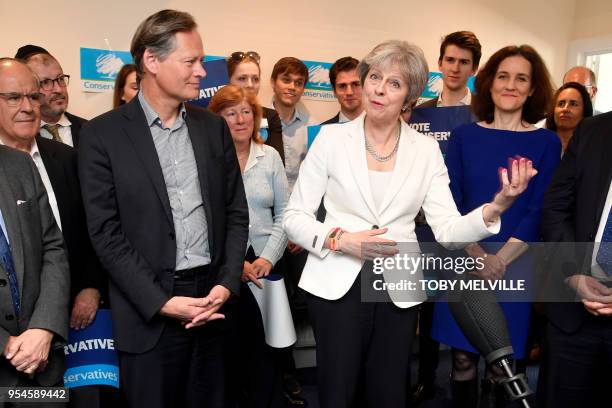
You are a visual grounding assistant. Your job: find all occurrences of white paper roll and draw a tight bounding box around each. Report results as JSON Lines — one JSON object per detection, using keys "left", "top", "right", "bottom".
{"left": 248, "top": 274, "right": 297, "bottom": 348}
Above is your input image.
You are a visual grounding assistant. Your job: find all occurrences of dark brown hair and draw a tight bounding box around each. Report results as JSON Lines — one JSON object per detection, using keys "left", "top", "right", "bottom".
{"left": 439, "top": 31, "right": 482, "bottom": 69}
{"left": 545, "top": 81, "right": 593, "bottom": 131}
{"left": 113, "top": 64, "right": 137, "bottom": 108}
{"left": 472, "top": 45, "right": 553, "bottom": 124}
{"left": 270, "top": 57, "right": 308, "bottom": 83}
{"left": 329, "top": 56, "right": 359, "bottom": 89}
{"left": 130, "top": 9, "right": 196, "bottom": 77}
{"left": 208, "top": 85, "right": 263, "bottom": 144}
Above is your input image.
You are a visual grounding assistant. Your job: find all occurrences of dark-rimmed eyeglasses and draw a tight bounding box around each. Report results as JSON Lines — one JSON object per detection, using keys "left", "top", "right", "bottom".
{"left": 229, "top": 51, "right": 260, "bottom": 64}
{"left": 39, "top": 74, "right": 70, "bottom": 91}
{"left": 0, "top": 92, "right": 43, "bottom": 107}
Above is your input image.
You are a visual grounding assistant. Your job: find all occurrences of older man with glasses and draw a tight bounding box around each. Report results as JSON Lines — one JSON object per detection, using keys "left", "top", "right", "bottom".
{"left": 0, "top": 57, "right": 70, "bottom": 394}
{"left": 15, "top": 45, "right": 87, "bottom": 147}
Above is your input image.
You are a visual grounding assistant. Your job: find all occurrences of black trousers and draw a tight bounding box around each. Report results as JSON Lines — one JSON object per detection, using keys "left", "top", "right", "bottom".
{"left": 119, "top": 273, "right": 228, "bottom": 408}
{"left": 416, "top": 301, "right": 440, "bottom": 385}
{"left": 226, "top": 282, "right": 284, "bottom": 408}
{"left": 414, "top": 223, "right": 440, "bottom": 385}
{"left": 536, "top": 315, "right": 612, "bottom": 408}
{"left": 307, "top": 274, "right": 418, "bottom": 408}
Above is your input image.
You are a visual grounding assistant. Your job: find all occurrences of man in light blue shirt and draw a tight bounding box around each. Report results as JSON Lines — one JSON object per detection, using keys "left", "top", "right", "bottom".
{"left": 270, "top": 57, "right": 311, "bottom": 193}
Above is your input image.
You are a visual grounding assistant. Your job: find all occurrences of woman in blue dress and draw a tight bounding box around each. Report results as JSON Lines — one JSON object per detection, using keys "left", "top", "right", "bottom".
{"left": 431, "top": 45, "right": 561, "bottom": 407}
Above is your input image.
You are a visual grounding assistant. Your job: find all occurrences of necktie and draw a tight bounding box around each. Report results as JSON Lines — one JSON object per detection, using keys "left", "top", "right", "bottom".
{"left": 0, "top": 226, "right": 20, "bottom": 316}
{"left": 43, "top": 123, "right": 62, "bottom": 143}
{"left": 596, "top": 206, "right": 612, "bottom": 276}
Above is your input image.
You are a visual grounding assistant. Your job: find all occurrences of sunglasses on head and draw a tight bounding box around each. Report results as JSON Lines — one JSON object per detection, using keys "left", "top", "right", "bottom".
{"left": 230, "top": 51, "right": 261, "bottom": 63}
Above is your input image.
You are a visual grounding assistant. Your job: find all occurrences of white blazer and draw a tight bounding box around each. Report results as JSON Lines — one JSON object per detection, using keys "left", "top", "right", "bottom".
{"left": 283, "top": 114, "right": 499, "bottom": 308}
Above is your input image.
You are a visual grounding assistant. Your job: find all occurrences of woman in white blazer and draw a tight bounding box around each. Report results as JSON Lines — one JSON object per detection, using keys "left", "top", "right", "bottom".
{"left": 283, "top": 40, "right": 537, "bottom": 408}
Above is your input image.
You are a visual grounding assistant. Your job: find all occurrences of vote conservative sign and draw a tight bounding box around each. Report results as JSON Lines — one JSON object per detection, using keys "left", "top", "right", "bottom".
{"left": 63, "top": 309, "right": 119, "bottom": 388}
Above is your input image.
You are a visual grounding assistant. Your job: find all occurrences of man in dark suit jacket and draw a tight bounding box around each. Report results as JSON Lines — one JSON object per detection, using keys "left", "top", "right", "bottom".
{"left": 62, "top": 111, "right": 87, "bottom": 147}
{"left": 320, "top": 57, "right": 363, "bottom": 125}
{"left": 539, "top": 112, "right": 612, "bottom": 407}
{"left": 15, "top": 45, "right": 87, "bottom": 148}
{"left": 262, "top": 106, "right": 285, "bottom": 164}
{"left": 79, "top": 10, "right": 248, "bottom": 408}
{"left": 0, "top": 59, "right": 70, "bottom": 388}
{"left": 36, "top": 137, "right": 105, "bottom": 327}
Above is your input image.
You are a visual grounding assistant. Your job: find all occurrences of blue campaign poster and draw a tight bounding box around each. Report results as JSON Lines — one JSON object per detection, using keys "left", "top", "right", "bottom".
{"left": 421, "top": 72, "right": 475, "bottom": 99}
{"left": 188, "top": 58, "right": 229, "bottom": 108}
{"left": 80, "top": 48, "right": 133, "bottom": 82}
{"left": 80, "top": 47, "right": 134, "bottom": 92}
{"left": 307, "top": 125, "right": 322, "bottom": 149}
{"left": 407, "top": 106, "right": 474, "bottom": 155}
{"left": 63, "top": 309, "right": 119, "bottom": 388}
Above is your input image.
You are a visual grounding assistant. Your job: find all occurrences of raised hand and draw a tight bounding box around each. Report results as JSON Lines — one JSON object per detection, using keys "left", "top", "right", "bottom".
{"left": 493, "top": 157, "right": 538, "bottom": 211}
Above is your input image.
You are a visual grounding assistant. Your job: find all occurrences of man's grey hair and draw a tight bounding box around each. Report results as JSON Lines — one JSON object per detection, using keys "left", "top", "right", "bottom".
{"left": 130, "top": 9, "right": 197, "bottom": 77}
{"left": 0, "top": 57, "right": 40, "bottom": 87}
{"left": 358, "top": 40, "right": 429, "bottom": 105}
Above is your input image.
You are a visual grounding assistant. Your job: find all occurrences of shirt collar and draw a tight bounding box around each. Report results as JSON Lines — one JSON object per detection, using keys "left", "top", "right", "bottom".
{"left": 244, "top": 141, "right": 265, "bottom": 173}
{"left": 138, "top": 91, "right": 187, "bottom": 128}
{"left": 41, "top": 113, "right": 71, "bottom": 127}
{"left": 29, "top": 138, "right": 40, "bottom": 158}
{"left": 0, "top": 137, "right": 37, "bottom": 157}
{"left": 437, "top": 88, "right": 472, "bottom": 107}
{"left": 272, "top": 98, "right": 306, "bottom": 126}
{"left": 338, "top": 111, "right": 351, "bottom": 123}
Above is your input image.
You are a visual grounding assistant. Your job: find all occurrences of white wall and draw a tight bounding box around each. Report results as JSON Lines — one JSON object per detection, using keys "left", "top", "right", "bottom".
{"left": 2, "top": 0, "right": 576, "bottom": 122}
{"left": 572, "top": 0, "right": 612, "bottom": 40}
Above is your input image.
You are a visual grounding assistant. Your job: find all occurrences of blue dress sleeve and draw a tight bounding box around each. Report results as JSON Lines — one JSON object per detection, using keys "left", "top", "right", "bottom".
{"left": 510, "top": 132, "right": 561, "bottom": 242}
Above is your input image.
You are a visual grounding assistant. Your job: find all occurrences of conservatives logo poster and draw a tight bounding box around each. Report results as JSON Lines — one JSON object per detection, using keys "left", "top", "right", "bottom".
{"left": 418, "top": 72, "right": 476, "bottom": 102}
{"left": 302, "top": 60, "right": 335, "bottom": 102}
{"left": 64, "top": 310, "right": 119, "bottom": 388}
{"left": 80, "top": 47, "right": 133, "bottom": 93}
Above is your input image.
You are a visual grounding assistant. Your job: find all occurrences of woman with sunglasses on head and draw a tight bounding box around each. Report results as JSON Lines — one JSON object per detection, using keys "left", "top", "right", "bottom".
{"left": 545, "top": 81, "right": 593, "bottom": 153}
{"left": 228, "top": 51, "right": 285, "bottom": 164}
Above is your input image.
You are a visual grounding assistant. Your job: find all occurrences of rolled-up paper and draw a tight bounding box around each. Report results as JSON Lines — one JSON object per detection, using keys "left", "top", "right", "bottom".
{"left": 248, "top": 274, "right": 297, "bottom": 348}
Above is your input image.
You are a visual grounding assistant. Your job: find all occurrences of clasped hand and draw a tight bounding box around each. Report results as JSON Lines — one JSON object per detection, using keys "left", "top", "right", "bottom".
{"left": 160, "top": 284, "right": 231, "bottom": 328}
{"left": 242, "top": 257, "right": 273, "bottom": 289}
{"left": 568, "top": 275, "right": 612, "bottom": 316}
{"left": 470, "top": 254, "right": 507, "bottom": 281}
{"left": 3, "top": 328, "right": 54, "bottom": 377}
